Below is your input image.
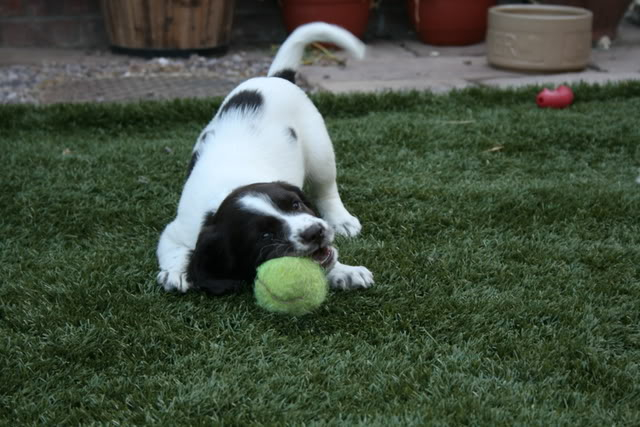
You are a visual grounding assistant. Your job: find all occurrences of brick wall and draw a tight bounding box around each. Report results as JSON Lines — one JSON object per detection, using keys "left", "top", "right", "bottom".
{"left": 0, "top": 0, "right": 107, "bottom": 48}
{"left": 0, "top": 0, "right": 524, "bottom": 49}
{"left": 0, "top": 0, "right": 296, "bottom": 48}
{"left": 0, "top": 0, "right": 413, "bottom": 49}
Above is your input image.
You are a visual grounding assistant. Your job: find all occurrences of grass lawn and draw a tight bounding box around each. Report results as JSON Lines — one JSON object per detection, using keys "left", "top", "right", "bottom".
{"left": 1, "top": 83, "right": 639, "bottom": 425}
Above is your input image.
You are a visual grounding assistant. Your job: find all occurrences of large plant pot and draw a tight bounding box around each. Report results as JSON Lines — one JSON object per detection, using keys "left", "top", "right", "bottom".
{"left": 538, "top": 0, "right": 632, "bottom": 41}
{"left": 279, "top": 0, "right": 371, "bottom": 38}
{"left": 100, "top": 0, "right": 235, "bottom": 56}
{"left": 487, "top": 5, "right": 592, "bottom": 72}
{"left": 408, "top": 0, "right": 497, "bottom": 45}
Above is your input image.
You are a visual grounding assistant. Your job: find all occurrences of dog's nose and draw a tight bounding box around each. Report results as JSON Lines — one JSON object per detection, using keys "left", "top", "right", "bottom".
{"left": 300, "top": 224, "right": 325, "bottom": 244}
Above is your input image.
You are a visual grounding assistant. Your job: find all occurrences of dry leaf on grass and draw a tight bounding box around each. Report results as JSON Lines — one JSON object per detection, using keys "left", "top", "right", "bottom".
{"left": 485, "top": 145, "right": 504, "bottom": 153}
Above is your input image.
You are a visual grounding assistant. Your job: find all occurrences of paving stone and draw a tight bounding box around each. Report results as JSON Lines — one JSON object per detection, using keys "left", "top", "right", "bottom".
{"left": 480, "top": 71, "right": 640, "bottom": 88}
{"left": 591, "top": 46, "right": 640, "bottom": 73}
{"left": 300, "top": 21, "right": 640, "bottom": 94}
{"left": 400, "top": 40, "right": 487, "bottom": 57}
{"left": 361, "top": 41, "right": 416, "bottom": 60}
{"left": 301, "top": 54, "right": 523, "bottom": 93}
{"left": 304, "top": 78, "right": 472, "bottom": 94}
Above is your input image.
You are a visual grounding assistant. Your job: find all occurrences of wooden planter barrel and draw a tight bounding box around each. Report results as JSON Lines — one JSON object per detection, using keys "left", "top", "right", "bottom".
{"left": 100, "top": 0, "right": 235, "bottom": 55}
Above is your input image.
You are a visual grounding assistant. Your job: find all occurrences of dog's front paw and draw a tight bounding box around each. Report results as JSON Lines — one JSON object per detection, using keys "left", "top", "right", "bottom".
{"left": 325, "top": 212, "right": 362, "bottom": 237}
{"left": 327, "top": 263, "right": 374, "bottom": 290}
{"left": 157, "top": 270, "right": 191, "bottom": 293}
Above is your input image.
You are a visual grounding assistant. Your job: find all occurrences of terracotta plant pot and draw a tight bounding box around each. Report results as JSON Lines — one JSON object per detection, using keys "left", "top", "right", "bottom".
{"left": 407, "top": 0, "right": 497, "bottom": 46}
{"left": 279, "top": 0, "right": 371, "bottom": 38}
{"left": 538, "top": 0, "right": 632, "bottom": 41}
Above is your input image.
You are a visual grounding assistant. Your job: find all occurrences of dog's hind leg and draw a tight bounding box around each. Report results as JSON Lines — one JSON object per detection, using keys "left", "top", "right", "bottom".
{"left": 301, "top": 112, "right": 362, "bottom": 237}
{"left": 156, "top": 219, "right": 192, "bottom": 292}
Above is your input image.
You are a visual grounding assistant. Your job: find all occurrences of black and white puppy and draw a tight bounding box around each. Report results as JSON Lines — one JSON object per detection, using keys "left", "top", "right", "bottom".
{"left": 156, "top": 22, "right": 374, "bottom": 295}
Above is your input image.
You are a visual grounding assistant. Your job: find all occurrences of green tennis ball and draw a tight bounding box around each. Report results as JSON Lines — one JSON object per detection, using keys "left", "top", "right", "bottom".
{"left": 254, "top": 256, "right": 328, "bottom": 316}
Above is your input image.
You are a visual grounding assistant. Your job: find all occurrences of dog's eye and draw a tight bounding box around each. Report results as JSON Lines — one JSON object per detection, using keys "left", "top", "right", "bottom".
{"left": 292, "top": 201, "right": 301, "bottom": 210}
{"left": 261, "top": 232, "right": 274, "bottom": 240}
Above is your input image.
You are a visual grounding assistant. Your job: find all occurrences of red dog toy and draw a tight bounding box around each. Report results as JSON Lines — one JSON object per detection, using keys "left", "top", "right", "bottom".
{"left": 536, "top": 85, "right": 574, "bottom": 109}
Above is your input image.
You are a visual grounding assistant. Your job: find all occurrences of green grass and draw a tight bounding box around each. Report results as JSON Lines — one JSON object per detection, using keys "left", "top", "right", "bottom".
{"left": 1, "top": 83, "right": 639, "bottom": 425}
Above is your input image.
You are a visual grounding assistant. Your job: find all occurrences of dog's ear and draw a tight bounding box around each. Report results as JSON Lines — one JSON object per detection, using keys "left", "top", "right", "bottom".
{"left": 277, "top": 181, "right": 319, "bottom": 215}
{"left": 187, "top": 225, "right": 245, "bottom": 295}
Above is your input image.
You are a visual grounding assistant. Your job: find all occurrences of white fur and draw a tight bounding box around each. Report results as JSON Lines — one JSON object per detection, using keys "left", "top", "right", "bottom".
{"left": 267, "top": 22, "right": 366, "bottom": 76}
{"left": 157, "top": 23, "right": 373, "bottom": 292}
{"left": 328, "top": 262, "right": 375, "bottom": 290}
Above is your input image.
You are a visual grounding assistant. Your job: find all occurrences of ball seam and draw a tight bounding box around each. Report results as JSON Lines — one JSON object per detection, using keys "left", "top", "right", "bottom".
{"left": 255, "top": 277, "right": 307, "bottom": 304}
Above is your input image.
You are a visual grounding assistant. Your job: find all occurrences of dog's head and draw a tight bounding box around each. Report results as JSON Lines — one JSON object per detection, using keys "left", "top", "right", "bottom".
{"left": 186, "top": 181, "right": 336, "bottom": 294}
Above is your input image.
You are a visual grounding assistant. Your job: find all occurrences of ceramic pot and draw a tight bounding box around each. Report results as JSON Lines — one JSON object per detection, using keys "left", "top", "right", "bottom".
{"left": 487, "top": 5, "right": 592, "bottom": 71}
{"left": 408, "top": 0, "right": 497, "bottom": 45}
{"left": 280, "top": 0, "right": 371, "bottom": 38}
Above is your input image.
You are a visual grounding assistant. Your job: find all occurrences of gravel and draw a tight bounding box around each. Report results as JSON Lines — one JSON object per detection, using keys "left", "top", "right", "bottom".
{"left": 0, "top": 49, "right": 274, "bottom": 104}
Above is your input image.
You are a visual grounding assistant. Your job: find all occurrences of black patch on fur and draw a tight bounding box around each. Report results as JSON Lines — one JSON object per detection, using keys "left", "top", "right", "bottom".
{"left": 219, "top": 90, "right": 263, "bottom": 117}
{"left": 186, "top": 130, "right": 214, "bottom": 180}
{"left": 271, "top": 68, "right": 296, "bottom": 84}
{"left": 186, "top": 182, "right": 320, "bottom": 295}
{"left": 186, "top": 151, "right": 199, "bottom": 180}
{"left": 287, "top": 127, "right": 297, "bottom": 142}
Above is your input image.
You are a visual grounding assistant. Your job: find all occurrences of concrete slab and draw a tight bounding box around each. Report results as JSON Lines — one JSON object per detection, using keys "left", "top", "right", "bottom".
{"left": 360, "top": 41, "right": 416, "bottom": 60}
{"left": 399, "top": 40, "right": 487, "bottom": 58}
{"left": 591, "top": 46, "right": 640, "bottom": 73}
{"left": 299, "top": 18, "right": 640, "bottom": 94}
{"left": 302, "top": 51, "right": 525, "bottom": 93}
{"left": 304, "top": 78, "right": 471, "bottom": 94}
{"left": 481, "top": 71, "right": 640, "bottom": 89}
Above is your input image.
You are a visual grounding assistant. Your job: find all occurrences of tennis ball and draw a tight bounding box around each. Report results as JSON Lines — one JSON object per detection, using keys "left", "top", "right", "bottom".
{"left": 254, "top": 256, "right": 328, "bottom": 316}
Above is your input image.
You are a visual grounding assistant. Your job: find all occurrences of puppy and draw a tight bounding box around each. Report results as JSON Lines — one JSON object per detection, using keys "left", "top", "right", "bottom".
{"left": 156, "top": 22, "right": 374, "bottom": 295}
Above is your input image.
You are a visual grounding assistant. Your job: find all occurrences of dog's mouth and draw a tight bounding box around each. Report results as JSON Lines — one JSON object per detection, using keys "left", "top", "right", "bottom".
{"left": 310, "top": 246, "right": 335, "bottom": 269}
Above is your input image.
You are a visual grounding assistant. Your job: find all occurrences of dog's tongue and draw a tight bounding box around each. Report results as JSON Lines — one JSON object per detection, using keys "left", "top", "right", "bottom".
{"left": 311, "top": 247, "right": 331, "bottom": 264}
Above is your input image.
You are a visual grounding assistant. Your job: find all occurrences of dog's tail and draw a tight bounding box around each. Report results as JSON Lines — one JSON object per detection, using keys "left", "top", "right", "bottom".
{"left": 267, "top": 22, "right": 366, "bottom": 84}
